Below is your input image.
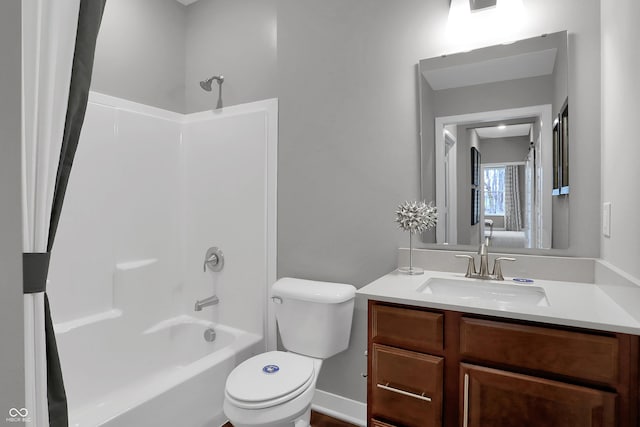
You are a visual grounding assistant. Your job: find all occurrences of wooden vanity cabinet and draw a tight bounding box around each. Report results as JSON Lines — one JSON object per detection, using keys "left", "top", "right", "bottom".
{"left": 367, "top": 301, "right": 640, "bottom": 427}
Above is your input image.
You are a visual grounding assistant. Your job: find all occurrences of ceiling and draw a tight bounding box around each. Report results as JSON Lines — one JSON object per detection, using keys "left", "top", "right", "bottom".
{"left": 475, "top": 123, "right": 532, "bottom": 139}
{"left": 423, "top": 48, "right": 557, "bottom": 91}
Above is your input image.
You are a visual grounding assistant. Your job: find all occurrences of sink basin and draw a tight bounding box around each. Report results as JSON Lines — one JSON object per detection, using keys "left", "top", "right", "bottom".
{"left": 418, "top": 277, "right": 549, "bottom": 308}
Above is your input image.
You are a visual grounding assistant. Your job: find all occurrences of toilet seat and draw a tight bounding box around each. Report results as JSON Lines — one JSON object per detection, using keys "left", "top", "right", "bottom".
{"left": 225, "top": 351, "right": 315, "bottom": 410}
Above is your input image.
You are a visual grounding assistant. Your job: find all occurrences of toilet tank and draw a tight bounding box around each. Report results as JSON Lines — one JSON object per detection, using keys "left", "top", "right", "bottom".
{"left": 271, "top": 278, "right": 356, "bottom": 359}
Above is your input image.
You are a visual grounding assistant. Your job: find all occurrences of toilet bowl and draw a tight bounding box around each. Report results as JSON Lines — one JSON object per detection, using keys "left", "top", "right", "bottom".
{"left": 223, "top": 278, "right": 356, "bottom": 427}
{"left": 223, "top": 351, "right": 322, "bottom": 427}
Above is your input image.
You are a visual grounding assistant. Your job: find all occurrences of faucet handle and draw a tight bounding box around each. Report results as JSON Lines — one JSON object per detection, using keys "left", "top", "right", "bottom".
{"left": 492, "top": 257, "right": 516, "bottom": 280}
{"left": 455, "top": 254, "right": 476, "bottom": 277}
{"left": 203, "top": 247, "right": 224, "bottom": 272}
{"left": 203, "top": 254, "right": 218, "bottom": 272}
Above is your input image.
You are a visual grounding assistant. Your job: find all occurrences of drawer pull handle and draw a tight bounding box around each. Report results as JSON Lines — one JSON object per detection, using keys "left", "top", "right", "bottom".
{"left": 376, "top": 383, "right": 432, "bottom": 402}
{"left": 463, "top": 373, "right": 469, "bottom": 427}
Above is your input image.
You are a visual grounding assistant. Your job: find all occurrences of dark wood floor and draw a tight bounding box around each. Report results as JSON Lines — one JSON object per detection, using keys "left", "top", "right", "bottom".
{"left": 223, "top": 410, "right": 356, "bottom": 427}
{"left": 310, "top": 412, "right": 357, "bottom": 427}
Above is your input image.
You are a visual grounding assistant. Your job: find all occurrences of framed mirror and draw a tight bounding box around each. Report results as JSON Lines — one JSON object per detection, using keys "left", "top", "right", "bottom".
{"left": 419, "top": 31, "right": 569, "bottom": 250}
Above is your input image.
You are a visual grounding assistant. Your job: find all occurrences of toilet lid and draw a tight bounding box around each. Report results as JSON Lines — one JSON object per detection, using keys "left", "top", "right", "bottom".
{"left": 226, "top": 351, "right": 315, "bottom": 405}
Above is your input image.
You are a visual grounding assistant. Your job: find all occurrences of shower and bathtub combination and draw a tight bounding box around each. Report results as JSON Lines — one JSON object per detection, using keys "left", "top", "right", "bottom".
{"left": 47, "top": 92, "right": 278, "bottom": 427}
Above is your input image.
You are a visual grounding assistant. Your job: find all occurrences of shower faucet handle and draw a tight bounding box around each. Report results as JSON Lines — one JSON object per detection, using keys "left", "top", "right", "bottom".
{"left": 203, "top": 253, "right": 217, "bottom": 271}
{"left": 203, "top": 247, "right": 224, "bottom": 272}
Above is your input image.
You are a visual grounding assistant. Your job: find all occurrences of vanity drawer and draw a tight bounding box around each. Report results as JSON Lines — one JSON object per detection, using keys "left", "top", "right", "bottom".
{"left": 370, "top": 303, "right": 443, "bottom": 353}
{"left": 370, "top": 343, "right": 443, "bottom": 427}
{"left": 460, "top": 317, "right": 619, "bottom": 384}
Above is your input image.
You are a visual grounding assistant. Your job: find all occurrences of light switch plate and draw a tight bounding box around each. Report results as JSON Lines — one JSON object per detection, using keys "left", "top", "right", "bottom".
{"left": 603, "top": 202, "right": 611, "bottom": 237}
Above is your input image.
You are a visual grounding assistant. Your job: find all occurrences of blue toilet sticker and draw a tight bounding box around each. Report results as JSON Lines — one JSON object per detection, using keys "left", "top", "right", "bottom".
{"left": 262, "top": 364, "right": 279, "bottom": 374}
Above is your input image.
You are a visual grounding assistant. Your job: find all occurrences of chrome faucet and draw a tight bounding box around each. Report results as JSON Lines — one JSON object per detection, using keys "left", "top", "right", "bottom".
{"left": 455, "top": 237, "right": 515, "bottom": 280}
{"left": 194, "top": 295, "right": 219, "bottom": 311}
{"left": 477, "top": 238, "right": 491, "bottom": 277}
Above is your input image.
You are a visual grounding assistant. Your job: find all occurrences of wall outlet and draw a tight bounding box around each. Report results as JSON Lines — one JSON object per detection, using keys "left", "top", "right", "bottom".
{"left": 603, "top": 202, "right": 612, "bottom": 237}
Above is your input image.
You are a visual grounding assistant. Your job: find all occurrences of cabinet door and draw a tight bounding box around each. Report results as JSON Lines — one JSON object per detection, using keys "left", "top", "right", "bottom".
{"left": 460, "top": 364, "right": 617, "bottom": 427}
{"left": 371, "top": 343, "right": 443, "bottom": 427}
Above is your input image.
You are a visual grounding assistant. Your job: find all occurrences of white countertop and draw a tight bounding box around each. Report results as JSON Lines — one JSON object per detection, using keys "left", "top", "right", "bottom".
{"left": 357, "top": 269, "right": 640, "bottom": 335}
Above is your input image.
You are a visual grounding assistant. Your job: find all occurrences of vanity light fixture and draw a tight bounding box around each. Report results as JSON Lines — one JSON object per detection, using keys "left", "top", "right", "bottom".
{"left": 450, "top": 0, "right": 497, "bottom": 13}
{"left": 468, "top": 0, "right": 497, "bottom": 11}
{"left": 498, "top": 124, "right": 507, "bottom": 130}
{"left": 447, "top": 0, "right": 526, "bottom": 49}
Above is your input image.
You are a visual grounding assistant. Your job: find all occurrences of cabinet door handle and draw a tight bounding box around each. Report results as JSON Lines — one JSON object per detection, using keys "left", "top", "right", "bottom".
{"left": 376, "top": 383, "right": 432, "bottom": 402}
{"left": 463, "top": 373, "right": 469, "bottom": 427}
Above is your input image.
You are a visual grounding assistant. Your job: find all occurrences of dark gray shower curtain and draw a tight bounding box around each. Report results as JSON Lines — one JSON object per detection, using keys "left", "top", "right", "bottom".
{"left": 22, "top": 1, "right": 106, "bottom": 426}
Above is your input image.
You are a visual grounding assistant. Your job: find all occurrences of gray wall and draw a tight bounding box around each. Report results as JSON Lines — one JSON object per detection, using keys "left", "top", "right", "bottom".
{"left": 553, "top": 33, "right": 569, "bottom": 117}
{"left": 0, "top": 0, "right": 25, "bottom": 415}
{"left": 420, "top": 71, "right": 437, "bottom": 243}
{"left": 432, "top": 75, "right": 554, "bottom": 118}
{"left": 277, "top": 0, "right": 448, "bottom": 402}
{"left": 601, "top": 0, "right": 640, "bottom": 279}
{"left": 91, "top": 0, "right": 277, "bottom": 114}
{"left": 92, "top": 0, "right": 187, "bottom": 112}
{"left": 552, "top": 194, "right": 570, "bottom": 247}
{"left": 480, "top": 136, "right": 530, "bottom": 164}
{"left": 184, "top": 0, "right": 278, "bottom": 113}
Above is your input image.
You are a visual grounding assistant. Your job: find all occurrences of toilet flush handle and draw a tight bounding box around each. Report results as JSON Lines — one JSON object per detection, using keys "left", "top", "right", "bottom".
{"left": 271, "top": 296, "right": 283, "bottom": 304}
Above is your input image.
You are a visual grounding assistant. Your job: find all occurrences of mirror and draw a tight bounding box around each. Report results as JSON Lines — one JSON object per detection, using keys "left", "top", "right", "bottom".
{"left": 419, "top": 31, "right": 569, "bottom": 250}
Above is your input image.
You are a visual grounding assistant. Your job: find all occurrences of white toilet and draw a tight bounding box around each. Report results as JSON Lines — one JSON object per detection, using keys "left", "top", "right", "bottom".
{"left": 223, "top": 278, "right": 356, "bottom": 427}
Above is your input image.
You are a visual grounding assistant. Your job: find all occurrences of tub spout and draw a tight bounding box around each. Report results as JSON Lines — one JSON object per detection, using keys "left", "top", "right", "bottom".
{"left": 194, "top": 295, "right": 219, "bottom": 311}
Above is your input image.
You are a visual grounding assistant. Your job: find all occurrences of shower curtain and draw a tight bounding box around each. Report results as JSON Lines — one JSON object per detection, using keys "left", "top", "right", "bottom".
{"left": 504, "top": 165, "right": 522, "bottom": 231}
{"left": 22, "top": 1, "right": 105, "bottom": 426}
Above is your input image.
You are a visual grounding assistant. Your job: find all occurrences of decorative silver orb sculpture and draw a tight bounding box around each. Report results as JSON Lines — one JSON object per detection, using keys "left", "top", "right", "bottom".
{"left": 395, "top": 201, "right": 437, "bottom": 275}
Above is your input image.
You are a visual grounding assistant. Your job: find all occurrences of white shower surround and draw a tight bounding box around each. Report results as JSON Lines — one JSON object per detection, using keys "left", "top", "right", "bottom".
{"left": 47, "top": 93, "right": 277, "bottom": 426}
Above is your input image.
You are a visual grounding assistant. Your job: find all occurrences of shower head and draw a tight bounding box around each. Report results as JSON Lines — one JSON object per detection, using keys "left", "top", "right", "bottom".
{"left": 200, "top": 79, "right": 212, "bottom": 92}
{"left": 199, "top": 75, "right": 224, "bottom": 92}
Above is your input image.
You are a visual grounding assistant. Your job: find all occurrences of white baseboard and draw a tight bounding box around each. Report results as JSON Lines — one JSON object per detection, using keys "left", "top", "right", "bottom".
{"left": 311, "top": 390, "right": 366, "bottom": 426}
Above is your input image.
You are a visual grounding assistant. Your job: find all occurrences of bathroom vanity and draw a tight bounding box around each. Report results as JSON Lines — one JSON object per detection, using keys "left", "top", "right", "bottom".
{"left": 359, "top": 270, "right": 640, "bottom": 427}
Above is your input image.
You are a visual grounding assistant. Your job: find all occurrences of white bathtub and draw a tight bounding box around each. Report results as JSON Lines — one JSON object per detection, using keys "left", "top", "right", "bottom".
{"left": 55, "top": 314, "right": 263, "bottom": 427}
